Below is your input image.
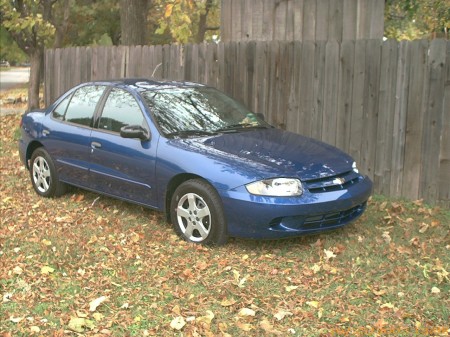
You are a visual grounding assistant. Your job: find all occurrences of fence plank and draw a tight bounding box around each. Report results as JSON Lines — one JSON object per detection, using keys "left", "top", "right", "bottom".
{"left": 343, "top": 0, "right": 357, "bottom": 40}
{"left": 420, "top": 40, "right": 447, "bottom": 202}
{"left": 302, "top": 0, "right": 316, "bottom": 41}
{"left": 286, "top": 42, "right": 302, "bottom": 134}
{"left": 328, "top": 0, "right": 344, "bottom": 41}
{"left": 293, "top": 0, "right": 304, "bottom": 41}
{"left": 360, "top": 39, "right": 381, "bottom": 180}
{"left": 402, "top": 40, "right": 429, "bottom": 199}
{"left": 375, "top": 39, "right": 398, "bottom": 195}
{"left": 316, "top": 0, "right": 329, "bottom": 41}
{"left": 390, "top": 41, "right": 409, "bottom": 197}
{"left": 336, "top": 39, "right": 355, "bottom": 151}
{"left": 349, "top": 39, "right": 366, "bottom": 166}
{"left": 322, "top": 40, "right": 339, "bottom": 145}
{"left": 251, "top": 0, "right": 263, "bottom": 40}
{"left": 439, "top": 41, "right": 450, "bottom": 204}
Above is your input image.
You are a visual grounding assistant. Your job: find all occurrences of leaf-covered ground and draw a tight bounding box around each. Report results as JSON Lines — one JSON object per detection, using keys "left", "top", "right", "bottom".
{"left": 1, "top": 112, "right": 449, "bottom": 336}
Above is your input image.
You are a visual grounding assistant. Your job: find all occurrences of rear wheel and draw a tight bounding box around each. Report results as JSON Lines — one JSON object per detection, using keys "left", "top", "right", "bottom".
{"left": 170, "top": 179, "right": 227, "bottom": 245}
{"left": 30, "top": 148, "right": 66, "bottom": 197}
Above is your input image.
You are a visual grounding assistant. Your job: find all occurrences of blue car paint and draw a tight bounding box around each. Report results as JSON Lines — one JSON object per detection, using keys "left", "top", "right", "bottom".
{"left": 19, "top": 79, "right": 373, "bottom": 240}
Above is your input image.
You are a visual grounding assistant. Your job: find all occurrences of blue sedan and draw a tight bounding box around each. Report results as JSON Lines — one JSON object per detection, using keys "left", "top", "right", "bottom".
{"left": 19, "top": 79, "right": 372, "bottom": 245}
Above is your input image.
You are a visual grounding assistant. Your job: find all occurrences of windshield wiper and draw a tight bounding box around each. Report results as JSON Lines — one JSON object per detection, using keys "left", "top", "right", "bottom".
{"left": 166, "top": 130, "right": 217, "bottom": 138}
{"left": 214, "top": 123, "right": 269, "bottom": 133}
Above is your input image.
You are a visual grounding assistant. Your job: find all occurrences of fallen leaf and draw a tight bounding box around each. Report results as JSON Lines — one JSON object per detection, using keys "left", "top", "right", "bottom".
{"left": 236, "top": 321, "right": 253, "bottom": 331}
{"left": 67, "top": 317, "right": 95, "bottom": 333}
{"left": 419, "top": 223, "right": 429, "bottom": 233}
{"left": 306, "top": 301, "right": 319, "bottom": 308}
{"left": 10, "top": 316, "right": 24, "bottom": 323}
{"left": 13, "top": 266, "right": 23, "bottom": 275}
{"left": 170, "top": 316, "right": 186, "bottom": 330}
{"left": 260, "top": 319, "right": 282, "bottom": 335}
{"left": 41, "top": 266, "right": 54, "bottom": 275}
{"left": 274, "top": 309, "right": 293, "bottom": 321}
{"left": 382, "top": 231, "right": 391, "bottom": 244}
{"left": 431, "top": 287, "right": 440, "bottom": 294}
{"left": 196, "top": 310, "right": 214, "bottom": 324}
{"left": 220, "top": 298, "right": 237, "bottom": 307}
{"left": 30, "top": 326, "right": 40, "bottom": 333}
{"left": 311, "top": 264, "right": 321, "bottom": 274}
{"left": 372, "top": 289, "right": 387, "bottom": 296}
{"left": 238, "top": 308, "right": 256, "bottom": 317}
{"left": 318, "top": 307, "right": 324, "bottom": 319}
{"left": 172, "top": 304, "right": 181, "bottom": 315}
{"left": 3, "top": 292, "right": 13, "bottom": 302}
{"left": 89, "top": 296, "right": 108, "bottom": 312}
{"left": 42, "top": 239, "right": 52, "bottom": 246}
{"left": 324, "top": 249, "right": 336, "bottom": 261}
{"left": 285, "top": 285, "right": 298, "bottom": 292}
{"left": 380, "top": 302, "right": 395, "bottom": 309}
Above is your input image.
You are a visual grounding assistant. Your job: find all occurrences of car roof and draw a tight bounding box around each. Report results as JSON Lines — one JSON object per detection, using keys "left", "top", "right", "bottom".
{"left": 87, "top": 78, "right": 206, "bottom": 92}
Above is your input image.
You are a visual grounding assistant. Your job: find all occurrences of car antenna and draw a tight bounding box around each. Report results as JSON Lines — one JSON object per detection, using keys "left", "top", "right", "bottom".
{"left": 151, "top": 63, "right": 162, "bottom": 77}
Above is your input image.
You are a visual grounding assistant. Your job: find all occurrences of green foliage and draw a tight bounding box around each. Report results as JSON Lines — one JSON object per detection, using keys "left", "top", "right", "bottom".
{"left": 153, "top": 0, "right": 220, "bottom": 44}
{"left": 385, "top": 0, "right": 450, "bottom": 40}
{"left": 0, "top": 27, "right": 27, "bottom": 64}
{"left": 0, "top": 0, "right": 56, "bottom": 52}
{"left": 66, "top": 0, "right": 121, "bottom": 46}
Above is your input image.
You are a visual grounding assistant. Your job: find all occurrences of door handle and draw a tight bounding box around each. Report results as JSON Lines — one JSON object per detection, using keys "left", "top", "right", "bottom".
{"left": 91, "top": 141, "right": 102, "bottom": 149}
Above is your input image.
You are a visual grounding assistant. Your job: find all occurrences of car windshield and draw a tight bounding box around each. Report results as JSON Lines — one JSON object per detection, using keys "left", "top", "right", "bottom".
{"left": 140, "top": 87, "right": 269, "bottom": 137}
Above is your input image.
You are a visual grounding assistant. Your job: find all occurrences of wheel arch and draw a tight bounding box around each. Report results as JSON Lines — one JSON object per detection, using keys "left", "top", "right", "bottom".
{"left": 26, "top": 141, "right": 44, "bottom": 169}
{"left": 164, "top": 173, "right": 206, "bottom": 221}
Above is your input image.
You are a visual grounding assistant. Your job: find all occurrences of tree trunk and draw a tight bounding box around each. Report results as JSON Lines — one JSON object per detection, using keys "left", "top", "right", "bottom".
{"left": 28, "top": 48, "right": 43, "bottom": 111}
{"left": 196, "top": 0, "right": 214, "bottom": 43}
{"left": 120, "top": 0, "right": 150, "bottom": 45}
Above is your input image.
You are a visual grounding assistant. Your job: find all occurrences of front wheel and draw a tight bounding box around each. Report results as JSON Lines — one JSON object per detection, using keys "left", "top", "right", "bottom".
{"left": 170, "top": 179, "right": 228, "bottom": 245}
{"left": 30, "top": 148, "right": 66, "bottom": 197}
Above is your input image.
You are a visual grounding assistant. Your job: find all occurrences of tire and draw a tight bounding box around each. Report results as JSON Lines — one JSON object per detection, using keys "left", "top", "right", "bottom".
{"left": 30, "top": 148, "right": 66, "bottom": 198}
{"left": 170, "top": 179, "right": 228, "bottom": 245}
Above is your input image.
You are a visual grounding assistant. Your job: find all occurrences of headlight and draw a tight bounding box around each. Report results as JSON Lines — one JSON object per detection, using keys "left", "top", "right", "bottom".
{"left": 246, "top": 178, "right": 303, "bottom": 197}
{"left": 352, "top": 162, "right": 359, "bottom": 174}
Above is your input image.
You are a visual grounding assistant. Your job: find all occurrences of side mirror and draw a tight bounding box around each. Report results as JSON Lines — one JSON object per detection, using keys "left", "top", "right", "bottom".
{"left": 120, "top": 125, "right": 150, "bottom": 141}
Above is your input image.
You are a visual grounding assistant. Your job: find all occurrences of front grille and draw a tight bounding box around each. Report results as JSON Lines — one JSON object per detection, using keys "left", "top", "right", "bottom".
{"left": 269, "top": 202, "right": 367, "bottom": 232}
{"left": 302, "top": 202, "right": 366, "bottom": 229}
{"left": 304, "top": 170, "right": 362, "bottom": 193}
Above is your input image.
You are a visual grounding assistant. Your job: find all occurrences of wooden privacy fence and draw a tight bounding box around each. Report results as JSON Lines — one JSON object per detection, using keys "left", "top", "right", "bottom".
{"left": 220, "top": 0, "right": 385, "bottom": 42}
{"left": 44, "top": 39, "right": 450, "bottom": 206}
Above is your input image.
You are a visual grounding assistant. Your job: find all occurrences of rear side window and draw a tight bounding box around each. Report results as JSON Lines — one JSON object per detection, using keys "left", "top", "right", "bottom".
{"left": 64, "top": 85, "right": 106, "bottom": 127}
{"left": 98, "top": 88, "right": 146, "bottom": 133}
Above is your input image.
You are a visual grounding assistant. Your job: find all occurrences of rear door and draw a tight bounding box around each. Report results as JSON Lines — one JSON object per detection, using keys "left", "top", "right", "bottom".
{"left": 43, "top": 85, "right": 107, "bottom": 187}
{"left": 89, "top": 87, "right": 158, "bottom": 207}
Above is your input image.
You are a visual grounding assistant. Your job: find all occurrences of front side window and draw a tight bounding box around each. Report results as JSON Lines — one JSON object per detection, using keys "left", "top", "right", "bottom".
{"left": 98, "top": 88, "right": 146, "bottom": 133}
{"left": 64, "top": 85, "right": 106, "bottom": 127}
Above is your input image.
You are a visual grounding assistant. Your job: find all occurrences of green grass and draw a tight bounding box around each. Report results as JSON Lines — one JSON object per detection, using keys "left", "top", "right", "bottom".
{"left": 1, "top": 112, "right": 449, "bottom": 336}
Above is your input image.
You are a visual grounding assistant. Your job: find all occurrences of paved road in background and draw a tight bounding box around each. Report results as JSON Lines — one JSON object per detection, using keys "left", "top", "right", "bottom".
{"left": 0, "top": 67, "right": 30, "bottom": 116}
{"left": 0, "top": 67, "right": 30, "bottom": 92}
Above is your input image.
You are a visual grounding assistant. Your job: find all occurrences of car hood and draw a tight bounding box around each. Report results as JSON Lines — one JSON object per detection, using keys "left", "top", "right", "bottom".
{"left": 171, "top": 128, "right": 354, "bottom": 181}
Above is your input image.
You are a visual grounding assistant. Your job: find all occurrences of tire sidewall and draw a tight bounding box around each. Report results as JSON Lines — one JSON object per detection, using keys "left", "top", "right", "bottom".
{"left": 170, "top": 179, "right": 227, "bottom": 245}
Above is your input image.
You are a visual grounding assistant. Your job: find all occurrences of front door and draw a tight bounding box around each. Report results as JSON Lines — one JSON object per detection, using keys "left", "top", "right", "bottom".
{"left": 89, "top": 88, "right": 157, "bottom": 207}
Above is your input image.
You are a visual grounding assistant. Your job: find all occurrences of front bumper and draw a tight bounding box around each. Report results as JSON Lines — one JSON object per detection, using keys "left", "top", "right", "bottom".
{"left": 221, "top": 176, "right": 373, "bottom": 239}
